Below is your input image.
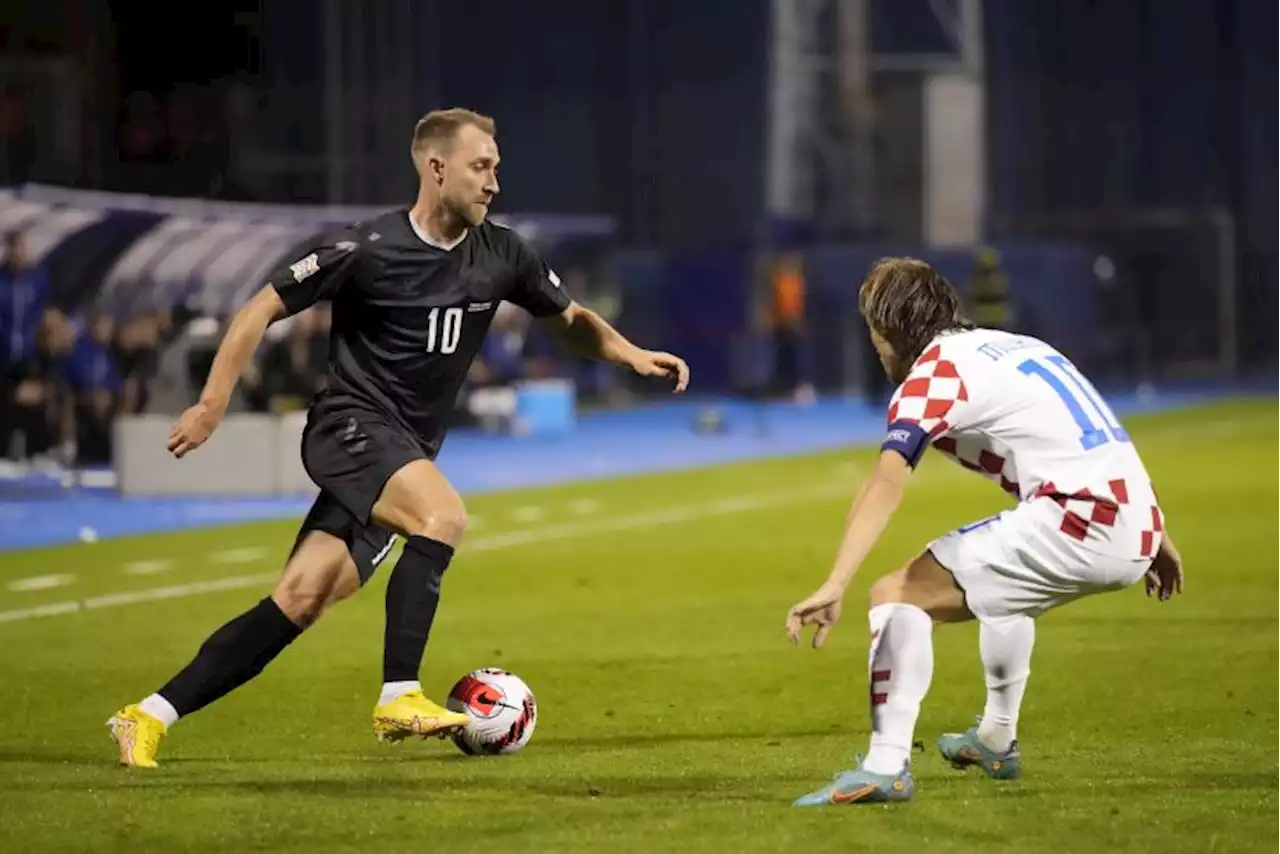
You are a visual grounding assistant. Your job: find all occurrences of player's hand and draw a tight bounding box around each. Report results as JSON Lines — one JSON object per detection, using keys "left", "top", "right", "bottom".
{"left": 628, "top": 349, "right": 690, "bottom": 393}
{"left": 786, "top": 580, "right": 845, "bottom": 648}
{"left": 167, "top": 400, "right": 225, "bottom": 458}
{"left": 1144, "top": 541, "right": 1183, "bottom": 602}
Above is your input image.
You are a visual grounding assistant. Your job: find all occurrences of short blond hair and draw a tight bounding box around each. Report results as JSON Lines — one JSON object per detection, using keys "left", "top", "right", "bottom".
{"left": 411, "top": 108, "right": 496, "bottom": 156}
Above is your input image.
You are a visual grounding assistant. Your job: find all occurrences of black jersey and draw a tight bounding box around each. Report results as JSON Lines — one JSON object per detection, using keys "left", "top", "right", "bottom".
{"left": 266, "top": 209, "right": 571, "bottom": 455}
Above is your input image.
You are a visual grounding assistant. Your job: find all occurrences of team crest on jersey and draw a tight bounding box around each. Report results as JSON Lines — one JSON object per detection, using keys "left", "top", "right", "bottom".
{"left": 290, "top": 253, "right": 320, "bottom": 282}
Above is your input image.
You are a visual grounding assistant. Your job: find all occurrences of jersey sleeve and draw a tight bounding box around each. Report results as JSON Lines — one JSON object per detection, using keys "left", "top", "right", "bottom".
{"left": 265, "top": 226, "right": 365, "bottom": 317}
{"left": 506, "top": 234, "right": 572, "bottom": 318}
{"left": 881, "top": 345, "right": 972, "bottom": 467}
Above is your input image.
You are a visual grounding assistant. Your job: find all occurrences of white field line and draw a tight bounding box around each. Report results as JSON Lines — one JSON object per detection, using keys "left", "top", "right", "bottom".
{"left": 207, "top": 547, "right": 270, "bottom": 564}
{"left": 0, "top": 573, "right": 279, "bottom": 624}
{"left": 0, "top": 482, "right": 851, "bottom": 626}
{"left": 512, "top": 505, "right": 547, "bottom": 524}
{"left": 466, "top": 484, "right": 846, "bottom": 553}
{"left": 7, "top": 574, "right": 75, "bottom": 592}
{"left": 123, "top": 559, "right": 175, "bottom": 575}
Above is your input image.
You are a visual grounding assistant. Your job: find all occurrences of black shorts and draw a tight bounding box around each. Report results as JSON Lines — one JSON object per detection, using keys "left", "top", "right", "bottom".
{"left": 295, "top": 401, "right": 429, "bottom": 584}
{"left": 289, "top": 492, "right": 397, "bottom": 585}
{"left": 301, "top": 401, "right": 429, "bottom": 526}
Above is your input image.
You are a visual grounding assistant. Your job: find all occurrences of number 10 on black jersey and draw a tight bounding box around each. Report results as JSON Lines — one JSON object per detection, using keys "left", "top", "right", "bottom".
{"left": 426, "top": 307, "right": 464, "bottom": 354}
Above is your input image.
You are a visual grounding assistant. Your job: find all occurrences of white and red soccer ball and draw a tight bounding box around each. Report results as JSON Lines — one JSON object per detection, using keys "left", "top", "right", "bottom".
{"left": 445, "top": 668, "right": 538, "bottom": 755}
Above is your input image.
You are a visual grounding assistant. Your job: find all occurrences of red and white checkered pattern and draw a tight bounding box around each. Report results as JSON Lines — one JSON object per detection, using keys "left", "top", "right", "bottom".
{"left": 882, "top": 329, "right": 1165, "bottom": 562}
{"left": 886, "top": 345, "right": 969, "bottom": 438}
{"left": 932, "top": 435, "right": 1021, "bottom": 497}
{"left": 1031, "top": 478, "right": 1163, "bottom": 556}
{"left": 1033, "top": 479, "right": 1122, "bottom": 541}
{"left": 1140, "top": 504, "right": 1164, "bottom": 557}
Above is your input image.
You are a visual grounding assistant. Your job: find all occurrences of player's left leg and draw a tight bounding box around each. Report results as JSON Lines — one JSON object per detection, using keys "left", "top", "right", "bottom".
{"left": 934, "top": 614, "right": 1033, "bottom": 780}
{"left": 794, "top": 551, "right": 971, "bottom": 806}
{"left": 930, "top": 503, "right": 1126, "bottom": 781}
{"left": 366, "top": 458, "right": 469, "bottom": 741}
{"left": 107, "top": 498, "right": 387, "bottom": 768}
{"left": 296, "top": 407, "right": 469, "bottom": 742}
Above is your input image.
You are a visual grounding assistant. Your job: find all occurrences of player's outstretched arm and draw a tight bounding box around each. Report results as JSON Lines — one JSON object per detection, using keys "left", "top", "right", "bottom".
{"left": 786, "top": 450, "right": 914, "bottom": 647}
{"left": 824, "top": 450, "right": 914, "bottom": 590}
{"left": 538, "top": 301, "right": 689, "bottom": 393}
{"left": 168, "top": 285, "right": 287, "bottom": 458}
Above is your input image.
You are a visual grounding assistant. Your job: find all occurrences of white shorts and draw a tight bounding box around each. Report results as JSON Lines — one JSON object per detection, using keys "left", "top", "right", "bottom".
{"left": 929, "top": 499, "right": 1152, "bottom": 624}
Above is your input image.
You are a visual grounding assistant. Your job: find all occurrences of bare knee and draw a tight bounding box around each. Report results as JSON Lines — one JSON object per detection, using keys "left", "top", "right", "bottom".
{"left": 396, "top": 502, "right": 468, "bottom": 545}
{"left": 373, "top": 461, "right": 468, "bottom": 545}
{"left": 868, "top": 552, "right": 973, "bottom": 622}
{"left": 869, "top": 571, "right": 909, "bottom": 609}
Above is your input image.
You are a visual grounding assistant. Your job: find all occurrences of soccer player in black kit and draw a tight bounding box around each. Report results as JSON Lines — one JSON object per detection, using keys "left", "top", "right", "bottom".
{"left": 107, "top": 108, "right": 690, "bottom": 767}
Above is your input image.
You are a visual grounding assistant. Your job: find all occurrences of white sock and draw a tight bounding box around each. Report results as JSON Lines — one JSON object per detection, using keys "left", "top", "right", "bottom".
{"left": 379, "top": 680, "right": 421, "bottom": 705}
{"left": 139, "top": 693, "right": 179, "bottom": 728}
{"left": 863, "top": 603, "right": 934, "bottom": 775}
{"left": 977, "top": 616, "right": 1034, "bottom": 753}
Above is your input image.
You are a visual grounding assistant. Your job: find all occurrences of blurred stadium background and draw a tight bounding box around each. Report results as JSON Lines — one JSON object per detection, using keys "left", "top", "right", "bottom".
{"left": 0, "top": 3, "right": 1275, "bottom": 850}
{"left": 0, "top": 2, "right": 1273, "bottom": 521}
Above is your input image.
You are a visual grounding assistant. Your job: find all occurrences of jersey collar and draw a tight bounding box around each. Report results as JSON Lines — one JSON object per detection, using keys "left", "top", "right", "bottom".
{"left": 407, "top": 212, "right": 467, "bottom": 251}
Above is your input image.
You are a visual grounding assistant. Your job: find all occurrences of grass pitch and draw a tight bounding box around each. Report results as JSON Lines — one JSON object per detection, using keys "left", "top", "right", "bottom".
{"left": 0, "top": 399, "right": 1275, "bottom": 852}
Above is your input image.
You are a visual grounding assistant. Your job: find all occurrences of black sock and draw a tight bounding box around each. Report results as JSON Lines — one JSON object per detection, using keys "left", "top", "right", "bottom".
{"left": 383, "top": 536, "right": 454, "bottom": 683}
{"left": 158, "top": 597, "right": 303, "bottom": 717}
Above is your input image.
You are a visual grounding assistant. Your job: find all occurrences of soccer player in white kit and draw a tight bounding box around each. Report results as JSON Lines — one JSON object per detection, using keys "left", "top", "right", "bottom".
{"left": 787, "top": 257, "right": 1185, "bottom": 806}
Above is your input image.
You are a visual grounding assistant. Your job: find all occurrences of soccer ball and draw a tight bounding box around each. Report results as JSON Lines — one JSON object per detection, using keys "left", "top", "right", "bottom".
{"left": 445, "top": 668, "right": 538, "bottom": 755}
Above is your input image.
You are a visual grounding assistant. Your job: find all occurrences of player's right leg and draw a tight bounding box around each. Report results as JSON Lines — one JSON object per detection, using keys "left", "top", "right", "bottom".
{"left": 106, "top": 500, "right": 367, "bottom": 768}
{"left": 794, "top": 550, "right": 971, "bottom": 806}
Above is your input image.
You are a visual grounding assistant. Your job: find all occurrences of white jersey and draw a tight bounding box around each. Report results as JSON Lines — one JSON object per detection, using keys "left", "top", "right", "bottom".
{"left": 882, "top": 328, "right": 1164, "bottom": 561}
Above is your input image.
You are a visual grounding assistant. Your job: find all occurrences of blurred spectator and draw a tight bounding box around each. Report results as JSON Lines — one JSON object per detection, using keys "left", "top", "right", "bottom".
{"left": 469, "top": 302, "right": 558, "bottom": 388}
{"left": 142, "top": 311, "right": 208, "bottom": 414}
{"left": 260, "top": 304, "right": 331, "bottom": 412}
{"left": 112, "top": 309, "right": 169, "bottom": 415}
{"left": 184, "top": 315, "right": 268, "bottom": 413}
{"left": 461, "top": 302, "right": 559, "bottom": 432}
{"left": 0, "top": 230, "right": 51, "bottom": 461}
{"left": 39, "top": 309, "right": 123, "bottom": 465}
{"left": 965, "top": 247, "right": 1016, "bottom": 332}
{"left": 767, "top": 251, "right": 815, "bottom": 405}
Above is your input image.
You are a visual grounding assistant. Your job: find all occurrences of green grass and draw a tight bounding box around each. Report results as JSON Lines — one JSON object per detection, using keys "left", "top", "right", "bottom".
{"left": 0, "top": 399, "right": 1275, "bottom": 853}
